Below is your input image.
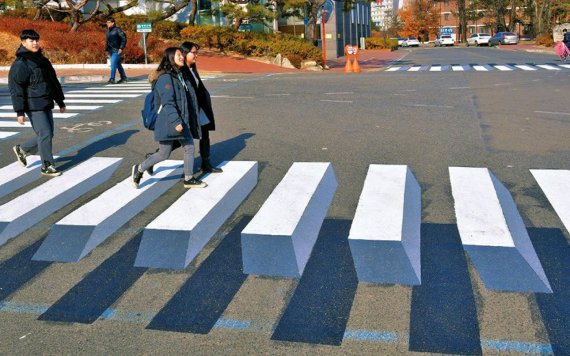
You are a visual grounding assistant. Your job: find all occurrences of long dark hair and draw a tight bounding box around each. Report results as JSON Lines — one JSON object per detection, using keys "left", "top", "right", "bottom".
{"left": 180, "top": 41, "right": 199, "bottom": 70}
{"left": 156, "top": 47, "right": 181, "bottom": 74}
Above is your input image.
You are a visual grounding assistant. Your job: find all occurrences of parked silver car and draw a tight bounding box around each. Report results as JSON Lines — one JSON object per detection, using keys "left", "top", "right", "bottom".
{"left": 402, "top": 37, "right": 420, "bottom": 47}
{"left": 434, "top": 34, "right": 455, "bottom": 47}
{"left": 489, "top": 32, "right": 519, "bottom": 46}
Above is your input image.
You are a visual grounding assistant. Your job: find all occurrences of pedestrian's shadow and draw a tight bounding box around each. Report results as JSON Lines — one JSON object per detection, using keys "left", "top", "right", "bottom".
{"left": 56, "top": 130, "right": 138, "bottom": 171}
{"left": 201, "top": 132, "right": 255, "bottom": 168}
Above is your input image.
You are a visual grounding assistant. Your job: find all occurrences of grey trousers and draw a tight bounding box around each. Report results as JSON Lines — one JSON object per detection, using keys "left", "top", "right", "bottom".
{"left": 140, "top": 139, "right": 195, "bottom": 179}
{"left": 20, "top": 110, "right": 55, "bottom": 165}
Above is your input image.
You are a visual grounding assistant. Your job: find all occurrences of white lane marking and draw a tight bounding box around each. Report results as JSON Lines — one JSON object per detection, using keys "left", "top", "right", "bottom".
{"left": 494, "top": 65, "right": 513, "bottom": 71}
{"left": 67, "top": 90, "right": 149, "bottom": 94}
{"left": 64, "top": 99, "right": 122, "bottom": 104}
{"left": 558, "top": 64, "right": 570, "bottom": 69}
{"left": 451, "top": 65, "right": 465, "bottom": 71}
{"left": 534, "top": 111, "right": 570, "bottom": 116}
{"left": 531, "top": 170, "right": 570, "bottom": 233}
{"left": 429, "top": 66, "right": 442, "bottom": 71}
{"left": 0, "top": 132, "right": 19, "bottom": 140}
{"left": 515, "top": 65, "right": 537, "bottom": 71}
{"left": 406, "top": 104, "right": 454, "bottom": 108}
{"left": 348, "top": 165, "right": 421, "bottom": 285}
{"left": 320, "top": 100, "right": 353, "bottom": 103}
{"left": 87, "top": 86, "right": 149, "bottom": 90}
{"left": 473, "top": 65, "right": 488, "bottom": 71}
{"left": 408, "top": 66, "right": 421, "bottom": 72}
{"left": 65, "top": 94, "right": 140, "bottom": 98}
{"left": 449, "top": 86, "right": 470, "bottom": 89}
{"left": 0, "top": 112, "right": 78, "bottom": 119}
{"left": 0, "top": 120, "right": 32, "bottom": 127}
{"left": 264, "top": 93, "right": 291, "bottom": 96}
{"left": 325, "top": 92, "right": 354, "bottom": 95}
{"left": 536, "top": 64, "right": 560, "bottom": 70}
{"left": 211, "top": 95, "right": 254, "bottom": 99}
{"left": 386, "top": 67, "right": 401, "bottom": 72}
{"left": 0, "top": 105, "right": 101, "bottom": 111}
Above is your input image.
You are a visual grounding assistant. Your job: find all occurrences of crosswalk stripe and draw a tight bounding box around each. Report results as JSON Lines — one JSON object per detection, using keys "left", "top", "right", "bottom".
{"left": 65, "top": 94, "right": 140, "bottom": 98}
{"left": 0, "top": 131, "right": 19, "bottom": 140}
{"left": 451, "top": 65, "right": 465, "bottom": 71}
{"left": 472, "top": 65, "right": 488, "bottom": 71}
{"left": 559, "top": 64, "right": 570, "bottom": 69}
{"left": 0, "top": 120, "right": 32, "bottom": 127}
{"left": 0, "top": 155, "right": 45, "bottom": 199}
{"left": 0, "top": 157, "right": 122, "bottom": 246}
{"left": 32, "top": 160, "right": 184, "bottom": 262}
{"left": 0, "top": 105, "right": 101, "bottom": 111}
{"left": 104, "top": 83, "right": 149, "bottom": 87}
{"left": 514, "top": 64, "right": 537, "bottom": 71}
{"left": 408, "top": 66, "right": 422, "bottom": 71}
{"left": 348, "top": 165, "right": 421, "bottom": 285}
{"left": 536, "top": 64, "right": 560, "bottom": 70}
{"left": 386, "top": 67, "right": 401, "bottom": 72}
{"left": 86, "top": 86, "right": 149, "bottom": 90}
{"left": 494, "top": 65, "right": 513, "bottom": 71}
{"left": 531, "top": 169, "right": 570, "bottom": 234}
{"left": 241, "top": 162, "right": 337, "bottom": 278}
{"left": 429, "top": 66, "right": 442, "bottom": 71}
{"left": 0, "top": 112, "right": 77, "bottom": 119}
{"left": 449, "top": 167, "right": 552, "bottom": 293}
{"left": 66, "top": 90, "right": 149, "bottom": 94}
{"left": 64, "top": 99, "right": 122, "bottom": 104}
{"left": 134, "top": 161, "right": 258, "bottom": 269}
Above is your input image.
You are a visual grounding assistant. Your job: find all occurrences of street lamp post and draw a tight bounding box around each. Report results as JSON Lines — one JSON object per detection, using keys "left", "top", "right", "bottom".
{"left": 321, "top": 4, "right": 327, "bottom": 67}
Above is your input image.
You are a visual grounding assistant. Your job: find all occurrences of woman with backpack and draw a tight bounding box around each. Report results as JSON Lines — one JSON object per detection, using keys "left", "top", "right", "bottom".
{"left": 131, "top": 47, "right": 206, "bottom": 189}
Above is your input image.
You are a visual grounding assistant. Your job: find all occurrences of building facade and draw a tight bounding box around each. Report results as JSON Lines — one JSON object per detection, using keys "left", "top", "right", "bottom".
{"left": 371, "top": 0, "right": 400, "bottom": 30}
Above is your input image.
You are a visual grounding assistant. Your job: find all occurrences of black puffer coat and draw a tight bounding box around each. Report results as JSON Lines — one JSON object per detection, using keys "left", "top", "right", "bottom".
{"left": 106, "top": 25, "right": 127, "bottom": 53}
{"left": 8, "top": 45, "right": 65, "bottom": 116}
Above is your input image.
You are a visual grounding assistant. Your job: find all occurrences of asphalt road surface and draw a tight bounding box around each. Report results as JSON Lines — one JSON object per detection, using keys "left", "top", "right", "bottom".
{"left": 0, "top": 47, "right": 569, "bottom": 355}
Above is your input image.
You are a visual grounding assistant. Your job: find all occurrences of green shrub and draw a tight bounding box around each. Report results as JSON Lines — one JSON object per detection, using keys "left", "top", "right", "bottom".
{"left": 365, "top": 37, "right": 398, "bottom": 51}
{"left": 535, "top": 33, "right": 554, "bottom": 47}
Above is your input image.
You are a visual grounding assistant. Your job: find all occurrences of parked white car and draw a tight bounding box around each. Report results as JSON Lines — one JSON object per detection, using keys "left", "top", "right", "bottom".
{"left": 466, "top": 33, "right": 491, "bottom": 46}
{"left": 402, "top": 37, "right": 420, "bottom": 47}
{"left": 434, "top": 35, "right": 455, "bottom": 47}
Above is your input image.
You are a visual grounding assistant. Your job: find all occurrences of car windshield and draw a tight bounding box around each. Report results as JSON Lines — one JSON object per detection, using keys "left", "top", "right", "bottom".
{"left": 505, "top": 32, "right": 516, "bottom": 36}
{"left": 479, "top": 33, "right": 490, "bottom": 37}
{"left": 441, "top": 35, "right": 451, "bottom": 38}
{"left": 408, "top": 37, "right": 417, "bottom": 40}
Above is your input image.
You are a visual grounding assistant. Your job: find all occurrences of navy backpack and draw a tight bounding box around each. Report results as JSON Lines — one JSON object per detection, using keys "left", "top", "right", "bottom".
{"left": 141, "top": 84, "right": 160, "bottom": 130}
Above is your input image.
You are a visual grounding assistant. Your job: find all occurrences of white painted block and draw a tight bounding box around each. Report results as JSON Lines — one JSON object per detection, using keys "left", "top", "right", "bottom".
{"left": 386, "top": 67, "right": 401, "bottom": 72}
{"left": 408, "top": 66, "right": 421, "bottom": 72}
{"left": 241, "top": 162, "right": 337, "bottom": 278}
{"left": 0, "top": 113, "right": 76, "bottom": 119}
{"left": 494, "top": 65, "right": 513, "bottom": 71}
{"left": 429, "top": 66, "right": 442, "bottom": 72}
{"left": 64, "top": 99, "right": 122, "bottom": 104}
{"left": 536, "top": 64, "right": 560, "bottom": 70}
{"left": 0, "top": 119, "right": 32, "bottom": 127}
{"left": 134, "top": 161, "right": 258, "bottom": 269}
{"left": 0, "top": 157, "right": 122, "bottom": 246}
{"left": 0, "top": 132, "right": 19, "bottom": 140}
{"left": 67, "top": 90, "right": 149, "bottom": 94}
{"left": 449, "top": 167, "right": 551, "bottom": 293}
{"left": 0, "top": 155, "right": 60, "bottom": 199}
{"left": 33, "top": 161, "right": 184, "bottom": 262}
{"left": 349, "top": 165, "right": 421, "bottom": 285}
{"left": 0, "top": 105, "right": 101, "bottom": 111}
{"left": 559, "top": 64, "right": 570, "bottom": 69}
{"left": 451, "top": 65, "right": 465, "bottom": 71}
{"left": 515, "top": 65, "right": 537, "bottom": 71}
{"left": 473, "top": 65, "right": 488, "bottom": 71}
{"left": 64, "top": 94, "right": 140, "bottom": 98}
{"left": 531, "top": 169, "right": 570, "bottom": 234}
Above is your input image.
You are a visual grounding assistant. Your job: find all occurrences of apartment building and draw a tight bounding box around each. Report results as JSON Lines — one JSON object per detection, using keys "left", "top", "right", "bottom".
{"left": 371, "top": 0, "right": 400, "bottom": 30}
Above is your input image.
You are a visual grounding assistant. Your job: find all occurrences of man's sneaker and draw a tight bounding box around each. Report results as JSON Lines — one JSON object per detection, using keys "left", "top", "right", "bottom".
{"left": 13, "top": 145, "right": 27, "bottom": 167}
{"left": 107, "top": 79, "right": 116, "bottom": 84}
{"left": 41, "top": 164, "right": 61, "bottom": 177}
{"left": 131, "top": 164, "right": 143, "bottom": 188}
{"left": 116, "top": 78, "right": 128, "bottom": 84}
{"left": 144, "top": 152, "right": 154, "bottom": 175}
{"left": 183, "top": 177, "right": 207, "bottom": 189}
{"left": 201, "top": 162, "right": 223, "bottom": 174}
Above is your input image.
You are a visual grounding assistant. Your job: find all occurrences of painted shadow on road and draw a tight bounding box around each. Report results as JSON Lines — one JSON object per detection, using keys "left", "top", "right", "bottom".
{"left": 0, "top": 238, "right": 51, "bottom": 301}
{"left": 37, "top": 234, "right": 146, "bottom": 324}
{"left": 409, "top": 223, "right": 482, "bottom": 355}
{"left": 271, "top": 219, "right": 358, "bottom": 346}
{"left": 530, "top": 227, "right": 570, "bottom": 356}
{"left": 146, "top": 216, "right": 250, "bottom": 333}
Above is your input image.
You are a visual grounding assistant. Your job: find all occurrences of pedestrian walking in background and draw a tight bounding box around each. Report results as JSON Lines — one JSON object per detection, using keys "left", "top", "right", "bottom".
{"left": 9, "top": 29, "right": 66, "bottom": 177}
{"left": 132, "top": 47, "right": 206, "bottom": 189}
{"left": 563, "top": 29, "right": 570, "bottom": 62}
{"left": 180, "top": 41, "right": 223, "bottom": 174}
{"left": 105, "top": 17, "right": 127, "bottom": 84}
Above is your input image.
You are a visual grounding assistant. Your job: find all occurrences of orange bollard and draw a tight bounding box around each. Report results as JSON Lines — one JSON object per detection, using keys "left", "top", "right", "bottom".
{"left": 344, "top": 45, "right": 353, "bottom": 73}
{"left": 352, "top": 46, "right": 361, "bottom": 73}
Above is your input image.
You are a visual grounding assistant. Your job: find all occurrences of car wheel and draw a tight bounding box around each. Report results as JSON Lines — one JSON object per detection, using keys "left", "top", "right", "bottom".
{"left": 466, "top": 42, "right": 470, "bottom": 47}
{"left": 475, "top": 41, "right": 479, "bottom": 47}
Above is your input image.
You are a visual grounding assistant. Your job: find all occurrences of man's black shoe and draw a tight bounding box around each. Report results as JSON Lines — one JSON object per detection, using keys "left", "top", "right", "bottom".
{"left": 13, "top": 145, "right": 27, "bottom": 167}
{"left": 131, "top": 164, "right": 143, "bottom": 188}
{"left": 144, "top": 152, "right": 154, "bottom": 175}
{"left": 116, "top": 78, "right": 128, "bottom": 84}
{"left": 183, "top": 177, "right": 207, "bottom": 189}
{"left": 41, "top": 164, "right": 61, "bottom": 177}
{"left": 201, "top": 161, "right": 223, "bottom": 173}
{"left": 107, "top": 79, "right": 116, "bottom": 84}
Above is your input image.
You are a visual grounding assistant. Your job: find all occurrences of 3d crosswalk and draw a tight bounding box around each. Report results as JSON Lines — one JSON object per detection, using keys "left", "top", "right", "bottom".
{"left": 386, "top": 63, "right": 570, "bottom": 72}
{"left": 0, "top": 158, "right": 567, "bottom": 294}
{"left": 0, "top": 81, "right": 150, "bottom": 140}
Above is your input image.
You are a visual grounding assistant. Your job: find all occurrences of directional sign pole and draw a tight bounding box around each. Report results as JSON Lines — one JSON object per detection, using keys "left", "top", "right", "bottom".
{"left": 321, "top": 5, "right": 326, "bottom": 67}
{"left": 142, "top": 33, "right": 147, "bottom": 65}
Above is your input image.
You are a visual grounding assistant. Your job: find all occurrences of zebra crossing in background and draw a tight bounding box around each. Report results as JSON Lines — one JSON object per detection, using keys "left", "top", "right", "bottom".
{"left": 0, "top": 81, "right": 150, "bottom": 141}
{"left": 0, "top": 158, "right": 569, "bottom": 351}
{"left": 385, "top": 63, "right": 570, "bottom": 72}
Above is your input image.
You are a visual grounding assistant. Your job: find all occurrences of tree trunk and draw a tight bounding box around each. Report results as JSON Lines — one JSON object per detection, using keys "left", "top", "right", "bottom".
{"left": 188, "top": 0, "right": 198, "bottom": 25}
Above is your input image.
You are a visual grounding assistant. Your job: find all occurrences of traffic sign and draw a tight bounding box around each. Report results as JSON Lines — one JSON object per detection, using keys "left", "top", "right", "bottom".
{"left": 317, "top": 0, "right": 334, "bottom": 24}
{"left": 136, "top": 23, "right": 152, "bottom": 33}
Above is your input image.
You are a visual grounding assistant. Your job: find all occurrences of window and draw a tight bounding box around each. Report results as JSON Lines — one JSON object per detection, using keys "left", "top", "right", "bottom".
{"left": 444, "top": 14, "right": 449, "bottom": 21}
